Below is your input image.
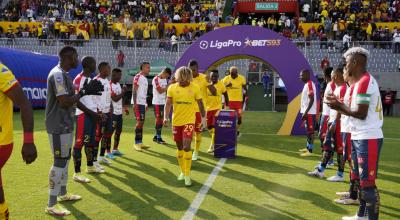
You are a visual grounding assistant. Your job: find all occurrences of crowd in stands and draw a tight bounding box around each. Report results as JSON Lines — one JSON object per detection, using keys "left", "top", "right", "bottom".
{"left": 1, "top": 0, "right": 400, "bottom": 53}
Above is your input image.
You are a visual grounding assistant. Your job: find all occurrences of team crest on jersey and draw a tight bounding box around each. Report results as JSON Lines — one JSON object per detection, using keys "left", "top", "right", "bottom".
{"left": 369, "top": 170, "right": 375, "bottom": 176}
{"left": 56, "top": 76, "right": 62, "bottom": 83}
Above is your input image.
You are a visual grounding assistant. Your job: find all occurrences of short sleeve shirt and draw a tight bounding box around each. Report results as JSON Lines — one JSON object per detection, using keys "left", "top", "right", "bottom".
{"left": 45, "top": 65, "right": 75, "bottom": 134}
{"left": 167, "top": 83, "right": 201, "bottom": 126}
{"left": 0, "top": 64, "right": 18, "bottom": 145}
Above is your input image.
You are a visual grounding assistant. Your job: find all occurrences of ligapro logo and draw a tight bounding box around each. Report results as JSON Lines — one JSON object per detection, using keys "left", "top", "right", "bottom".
{"left": 199, "top": 37, "right": 281, "bottom": 50}
{"left": 199, "top": 40, "right": 242, "bottom": 50}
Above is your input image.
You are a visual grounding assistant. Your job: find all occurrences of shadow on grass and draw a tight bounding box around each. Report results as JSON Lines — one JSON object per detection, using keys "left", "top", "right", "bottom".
{"left": 210, "top": 165, "right": 348, "bottom": 217}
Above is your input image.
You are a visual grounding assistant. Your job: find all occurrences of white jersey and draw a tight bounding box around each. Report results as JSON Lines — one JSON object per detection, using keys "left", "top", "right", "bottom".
{"left": 73, "top": 73, "right": 97, "bottom": 115}
{"left": 300, "top": 80, "right": 317, "bottom": 114}
{"left": 322, "top": 81, "right": 336, "bottom": 116}
{"left": 341, "top": 84, "right": 353, "bottom": 133}
{"left": 349, "top": 73, "right": 383, "bottom": 140}
{"left": 94, "top": 75, "right": 111, "bottom": 113}
{"left": 329, "top": 84, "right": 347, "bottom": 123}
{"left": 152, "top": 75, "right": 168, "bottom": 105}
{"left": 132, "top": 73, "right": 148, "bottom": 105}
{"left": 110, "top": 82, "right": 123, "bottom": 115}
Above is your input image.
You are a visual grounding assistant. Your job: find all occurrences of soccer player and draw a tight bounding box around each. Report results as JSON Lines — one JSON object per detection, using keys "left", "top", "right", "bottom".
{"left": 110, "top": 68, "right": 126, "bottom": 156}
{"left": 94, "top": 62, "right": 114, "bottom": 164}
{"left": 335, "top": 67, "right": 359, "bottom": 205}
{"left": 45, "top": 46, "right": 103, "bottom": 216}
{"left": 188, "top": 60, "right": 207, "bottom": 161}
{"left": 133, "top": 61, "right": 150, "bottom": 151}
{"left": 164, "top": 66, "right": 205, "bottom": 186}
{"left": 72, "top": 56, "right": 105, "bottom": 184}
{"left": 223, "top": 66, "right": 247, "bottom": 137}
{"left": 0, "top": 63, "right": 37, "bottom": 219}
{"left": 327, "top": 47, "right": 383, "bottom": 220}
{"left": 311, "top": 67, "right": 335, "bottom": 167}
{"left": 206, "top": 70, "right": 229, "bottom": 153}
{"left": 308, "top": 68, "right": 346, "bottom": 181}
{"left": 316, "top": 67, "right": 335, "bottom": 151}
{"left": 152, "top": 67, "right": 172, "bottom": 144}
{"left": 298, "top": 69, "right": 317, "bottom": 156}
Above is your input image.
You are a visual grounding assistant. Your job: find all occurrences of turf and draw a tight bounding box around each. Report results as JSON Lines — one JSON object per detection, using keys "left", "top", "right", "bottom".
{"left": 4, "top": 110, "right": 400, "bottom": 219}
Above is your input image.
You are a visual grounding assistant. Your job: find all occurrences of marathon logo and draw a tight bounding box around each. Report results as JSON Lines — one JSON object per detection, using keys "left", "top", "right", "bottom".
{"left": 23, "top": 87, "right": 47, "bottom": 100}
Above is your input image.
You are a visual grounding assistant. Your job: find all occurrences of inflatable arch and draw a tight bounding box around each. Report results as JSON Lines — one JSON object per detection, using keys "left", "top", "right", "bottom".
{"left": 175, "top": 25, "right": 318, "bottom": 135}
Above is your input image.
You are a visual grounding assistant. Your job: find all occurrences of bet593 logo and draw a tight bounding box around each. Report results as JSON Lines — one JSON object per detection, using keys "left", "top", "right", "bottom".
{"left": 199, "top": 38, "right": 281, "bottom": 50}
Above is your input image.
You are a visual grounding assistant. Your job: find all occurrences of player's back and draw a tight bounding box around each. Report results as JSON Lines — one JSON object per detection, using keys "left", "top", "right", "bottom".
{"left": 168, "top": 83, "right": 201, "bottom": 126}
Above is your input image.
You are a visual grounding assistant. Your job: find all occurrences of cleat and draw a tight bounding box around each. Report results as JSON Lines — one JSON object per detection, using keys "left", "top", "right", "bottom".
{"left": 307, "top": 169, "right": 324, "bottom": 178}
{"left": 336, "top": 192, "right": 350, "bottom": 197}
{"left": 335, "top": 197, "right": 359, "bottom": 205}
{"left": 152, "top": 136, "right": 158, "bottom": 143}
{"left": 45, "top": 204, "right": 71, "bottom": 216}
{"left": 105, "top": 153, "right": 116, "bottom": 159}
{"left": 134, "top": 143, "right": 143, "bottom": 151}
{"left": 342, "top": 214, "right": 368, "bottom": 220}
{"left": 327, "top": 161, "right": 335, "bottom": 167}
{"left": 327, "top": 175, "right": 344, "bottom": 182}
{"left": 73, "top": 173, "right": 90, "bottom": 183}
{"left": 207, "top": 145, "right": 214, "bottom": 153}
{"left": 177, "top": 172, "right": 184, "bottom": 181}
{"left": 112, "top": 150, "right": 124, "bottom": 156}
{"left": 57, "top": 193, "right": 81, "bottom": 202}
{"left": 298, "top": 148, "right": 309, "bottom": 152}
{"left": 157, "top": 138, "right": 167, "bottom": 144}
{"left": 93, "top": 161, "right": 105, "bottom": 170}
{"left": 86, "top": 166, "right": 105, "bottom": 174}
{"left": 141, "top": 144, "right": 150, "bottom": 149}
{"left": 184, "top": 176, "right": 192, "bottom": 186}
{"left": 300, "top": 151, "right": 314, "bottom": 157}
{"left": 192, "top": 151, "right": 199, "bottom": 161}
{"left": 98, "top": 156, "right": 111, "bottom": 165}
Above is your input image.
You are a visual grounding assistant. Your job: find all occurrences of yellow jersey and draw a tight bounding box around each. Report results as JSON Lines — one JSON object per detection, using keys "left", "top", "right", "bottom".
{"left": 206, "top": 81, "right": 226, "bottom": 111}
{"left": 0, "top": 64, "right": 18, "bottom": 145}
{"left": 167, "top": 83, "right": 202, "bottom": 126}
{"left": 192, "top": 73, "right": 208, "bottom": 111}
{"left": 223, "top": 74, "right": 246, "bottom": 102}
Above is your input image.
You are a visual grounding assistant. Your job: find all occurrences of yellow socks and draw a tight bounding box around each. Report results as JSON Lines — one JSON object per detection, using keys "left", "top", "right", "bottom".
{"left": 0, "top": 202, "right": 9, "bottom": 220}
{"left": 176, "top": 150, "right": 184, "bottom": 173}
{"left": 183, "top": 151, "right": 193, "bottom": 176}
{"left": 195, "top": 132, "right": 202, "bottom": 152}
{"left": 209, "top": 128, "right": 215, "bottom": 145}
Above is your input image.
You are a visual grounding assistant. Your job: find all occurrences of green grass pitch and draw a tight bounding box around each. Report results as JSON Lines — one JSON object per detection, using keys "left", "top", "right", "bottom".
{"left": 4, "top": 110, "right": 400, "bottom": 219}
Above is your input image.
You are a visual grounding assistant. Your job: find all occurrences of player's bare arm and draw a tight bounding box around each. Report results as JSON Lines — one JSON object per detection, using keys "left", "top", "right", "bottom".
{"left": 5, "top": 84, "right": 37, "bottom": 164}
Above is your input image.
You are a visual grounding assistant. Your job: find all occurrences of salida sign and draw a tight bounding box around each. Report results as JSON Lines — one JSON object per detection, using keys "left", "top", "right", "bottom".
{"left": 199, "top": 38, "right": 281, "bottom": 50}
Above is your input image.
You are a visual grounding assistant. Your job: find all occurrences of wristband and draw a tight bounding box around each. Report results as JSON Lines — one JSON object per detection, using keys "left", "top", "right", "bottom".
{"left": 24, "top": 132, "right": 34, "bottom": 144}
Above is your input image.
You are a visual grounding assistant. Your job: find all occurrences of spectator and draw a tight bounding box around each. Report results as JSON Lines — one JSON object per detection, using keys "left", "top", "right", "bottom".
{"left": 135, "top": 27, "right": 143, "bottom": 47}
{"left": 117, "top": 50, "right": 125, "bottom": 68}
{"left": 320, "top": 56, "right": 330, "bottom": 71}
{"left": 341, "top": 32, "right": 351, "bottom": 53}
{"left": 383, "top": 88, "right": 396, "bottom": 116}
{"left": 171, "top": 34, "right": 178, "bottom": 52}
{"left": 393, "top": 29, "right": 400, "bottom": 53}
{"left": 262, "top": 71, "right": 271, "bottom": 97}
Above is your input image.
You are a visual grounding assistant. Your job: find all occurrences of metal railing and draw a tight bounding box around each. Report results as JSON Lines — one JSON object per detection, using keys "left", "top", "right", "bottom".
{"left": 1, "top": 37, "right": 399, "bottom": 73}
